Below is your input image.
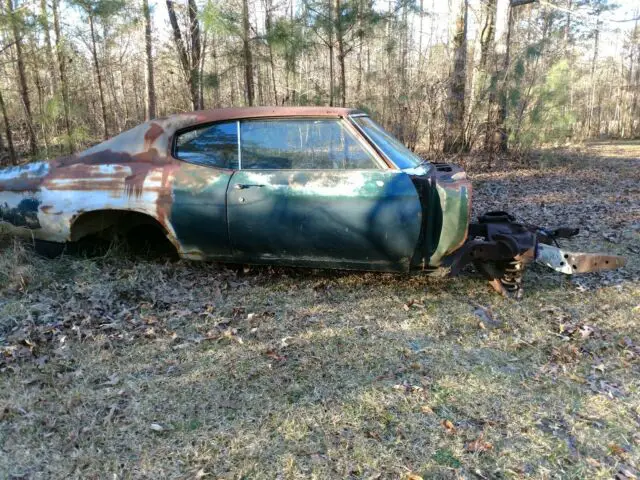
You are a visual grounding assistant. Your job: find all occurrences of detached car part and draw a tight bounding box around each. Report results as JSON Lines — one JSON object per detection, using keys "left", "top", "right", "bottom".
{"left": 0, "top": 107, "right": 626, "bottom": 297}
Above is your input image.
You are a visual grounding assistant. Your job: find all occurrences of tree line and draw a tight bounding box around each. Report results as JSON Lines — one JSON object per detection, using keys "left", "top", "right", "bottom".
{"left": 0, "top": 0, "right": 638, "bottom": 165}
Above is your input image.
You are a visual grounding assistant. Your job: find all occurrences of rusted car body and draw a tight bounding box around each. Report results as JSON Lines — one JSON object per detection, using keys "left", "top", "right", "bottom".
{"left": 0, "top": 107, "right": 625, "bottom": 296}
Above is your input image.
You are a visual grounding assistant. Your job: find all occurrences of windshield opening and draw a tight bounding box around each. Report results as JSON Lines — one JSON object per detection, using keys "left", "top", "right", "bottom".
{"left": 351, "top": 116, "right": 424, "bottom": 169}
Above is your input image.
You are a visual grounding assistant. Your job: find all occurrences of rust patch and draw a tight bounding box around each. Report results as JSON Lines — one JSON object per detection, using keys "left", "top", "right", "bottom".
{"left": 144, "top": 123, "right": 165, "bottom": 150}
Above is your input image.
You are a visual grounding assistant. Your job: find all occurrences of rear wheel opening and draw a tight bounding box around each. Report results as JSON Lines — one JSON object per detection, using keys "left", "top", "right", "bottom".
{"left": 33, "top": 239, "right": 66, "bottom": 258}
{"left": 68, "top": 211, "right": 178, "bottom": 260}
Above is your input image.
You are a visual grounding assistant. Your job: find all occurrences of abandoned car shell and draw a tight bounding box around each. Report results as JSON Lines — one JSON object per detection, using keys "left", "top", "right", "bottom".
{"left": 0, "top": 107, "right": 625, "bottom": 294}
{"left": 0, "top": 107, "right": 469, "bottom": 270}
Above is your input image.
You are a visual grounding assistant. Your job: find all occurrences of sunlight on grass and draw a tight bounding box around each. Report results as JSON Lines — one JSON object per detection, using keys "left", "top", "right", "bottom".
{"left": 0, "top": 145, "right": 639, "bottom": 478}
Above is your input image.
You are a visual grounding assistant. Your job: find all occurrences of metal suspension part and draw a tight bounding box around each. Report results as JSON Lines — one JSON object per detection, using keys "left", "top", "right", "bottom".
{"left": 448, "top": 211, "right": 626, "bottom": 298}
{"left": 499, "top": 258, "right": 525, "bottom": 298}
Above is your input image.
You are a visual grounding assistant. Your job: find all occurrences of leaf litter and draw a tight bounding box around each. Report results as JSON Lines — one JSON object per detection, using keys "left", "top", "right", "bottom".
{"left": 0, "top": 143, "right": 638, "bottom": 478}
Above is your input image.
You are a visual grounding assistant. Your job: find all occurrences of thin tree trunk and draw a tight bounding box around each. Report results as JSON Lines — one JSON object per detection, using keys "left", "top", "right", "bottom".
{"left": 0, "top": 88, "right": 16, "bottom": 165}
{"left": 200, "top": 32, "right": 207, "bottom": 108}
{"left": 328, "top": 0, "right": 335, "bottom": 107}
{"left": 479, "top": 0, "right": 497, "bottom": 154}
{"left": 585, "top": 18, "right": 600, "bottom": 136}
{"left": 630, "top": 18, "right": 639, "bottom": 136}
{"left": 166, "top": 0, "right": 194, "bottom": 109}
{"left": 242, "top": 0, "right": 254, "bottom": 106}
{"left": 586, "top": 16, "right": 600, "bottom": 137}
{"left": 264, "top": 0, "right": 278, "bottom": 104}
{"left": 7, "top": 0, "right": 37, "bottom": 154}
{"left": 211, "top": 35, "right": 221, "bottom": 108}
{"left": 88, "top": 15, "right": 109, "bottom": 139}
{"left": 356, "top": 0, "right": 364, "bottom": 101}
{"left": 143, "top": 0, "right": 156, "bottom": 119}
{"left": 33, "top": 48, "right": 50, "bottom": 158}
{"left": 40, "top": 0, "right": 58, "bottom": 95}
{"left": 479, "top": 0, "right": 496, "bottom": 71}
{"left": 188, "top": 0, "right": 202, "bottom": 110}
{"left": 443, "top": 0, "right": 468, "bottom": 153}
{"left": 335, "top": 0, "right": 346, "bottom": 107}
{"left": 496, "top": 3, "right": 514, "bottom": 153}
{"left": 52, "top": 0, "right": 73, "bottom": 153}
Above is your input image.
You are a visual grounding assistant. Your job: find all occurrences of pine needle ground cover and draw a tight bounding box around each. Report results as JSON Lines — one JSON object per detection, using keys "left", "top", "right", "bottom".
{"left": 0, "top": 142, "right": 638, "bottom": 479}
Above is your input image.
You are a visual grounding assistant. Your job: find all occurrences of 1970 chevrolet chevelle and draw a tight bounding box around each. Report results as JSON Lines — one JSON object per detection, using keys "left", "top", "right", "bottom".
{"left": 0, "top": 107, "right": 625, "bottom": 296}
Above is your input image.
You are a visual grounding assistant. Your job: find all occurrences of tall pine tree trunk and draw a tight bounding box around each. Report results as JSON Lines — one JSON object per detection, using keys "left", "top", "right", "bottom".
{"left": 242, "top": 0, "right": 254, "bottom": 106}
{"left": 188, "top": 0, "right": 202, "bottom": 110}
{"left": 335, "top": 0, "right": 346, "bottom": 107}
{"left": 40, "top": 0, "right": 58, "bottom": 95}
{"left": 7, "top": 0, "right": 37, "bottom": 154}
{"left": 495, "top": 3, "right": 515, "bottom": 153}
{"left": 443, "top": 0, "right": 468, "bottom": 153}
{"left": 52, "top": 0, "right": 73, "bottom": 152}
{"left": 143, "top": 0, "right": 156, "bottom": 119}
{"left": 480, "top": 0, "right": 497, "bottom": 154}
{"left": 586, "top": 16, "right": 600, "bottom": 137}
{"left": 264, "top": 0, "right": 278, "bottom": 104}
{"left": 166, "top": 0, "right": 201, "bottom": 111}
{"left": 89, "top": 15, "right": 109, "bottom": 139}
{"left": 0, "top": 88, "right": 16, "bottom": 165}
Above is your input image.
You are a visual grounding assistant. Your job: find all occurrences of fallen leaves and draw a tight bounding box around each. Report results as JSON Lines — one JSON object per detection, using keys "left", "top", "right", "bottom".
{"left": 264, "top": 349, "right": 286, "bottom": 362}
{"left": 608, "top": 443, "right": 628, "bottom": 458}
{"left": 420, "top": 405, "right": 434, "bottom": 415}
{"left": 441, "top": 419, "right": 456, "bottom": 434}
{"left": 464, "top": 434, "right": 493, "bottom": 453}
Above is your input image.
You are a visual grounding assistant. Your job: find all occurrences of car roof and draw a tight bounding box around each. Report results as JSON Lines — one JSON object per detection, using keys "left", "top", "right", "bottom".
{"left": 70, "top": 107, "right": 367, "bottom": 164}
{"left": 173, "top": 106, "right": 364, "bottom": 124}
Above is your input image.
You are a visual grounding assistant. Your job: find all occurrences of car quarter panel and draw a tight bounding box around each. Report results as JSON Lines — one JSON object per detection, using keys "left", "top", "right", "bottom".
{"left": 0, "top": 117, "right": 199, "bottom": 251}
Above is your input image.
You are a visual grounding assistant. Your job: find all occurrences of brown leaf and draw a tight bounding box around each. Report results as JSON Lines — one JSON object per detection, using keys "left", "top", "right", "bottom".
{"left": 609, "top": 443, "right": 627, "bottom": 458}
{"left": 420, "top": 405, "right": 434, "bottom": 415}
{"left": 465, "top": 434, "right": 493, "bottom": 453}
{"left": 264, "top": 350, "right": 286, "bottom": 362}
{"left": 407, "top": 474, "right": 423, "bottom": 480}
{"left": 441, "top": 419, "right": 456, "bottom": 433}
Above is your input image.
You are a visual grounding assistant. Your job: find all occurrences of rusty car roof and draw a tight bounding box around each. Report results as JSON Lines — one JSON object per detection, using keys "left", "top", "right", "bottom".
{"left": 179, "top": 106, "right": 364, "bottom": 123}
{"left": 72, "top": 107, "right": 366, "bottom": 163}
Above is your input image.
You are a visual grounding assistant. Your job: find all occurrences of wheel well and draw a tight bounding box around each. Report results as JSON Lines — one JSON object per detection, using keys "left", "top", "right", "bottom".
{"left": 71, "top": 210, "right": 158, "bottom": 240}
{"left": 69, "top": 210, "right": 178, "bottom": 254}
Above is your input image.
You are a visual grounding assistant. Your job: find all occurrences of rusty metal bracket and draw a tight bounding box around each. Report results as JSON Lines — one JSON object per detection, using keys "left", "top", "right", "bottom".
{"left": 446, "top": 211, "right": 627, "bottom": 297}
{"left": 536, "top": 243, "right": 626, "bottom": 274}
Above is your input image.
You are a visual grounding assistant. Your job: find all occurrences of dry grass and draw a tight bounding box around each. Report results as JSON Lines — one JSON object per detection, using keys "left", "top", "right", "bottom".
{"left": 1, "top": 142, "right": 638, "bottom": 479}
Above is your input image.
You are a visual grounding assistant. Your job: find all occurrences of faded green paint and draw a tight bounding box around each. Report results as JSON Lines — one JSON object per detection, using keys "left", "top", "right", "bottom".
{"left": 227, "top": 170, "right": 422, "bottom": 271}
{"left": 429, "top": 180, "right": 470, "bottom": 266}
{"left": 169, "top": 163, "right": 233, "bottom": 258}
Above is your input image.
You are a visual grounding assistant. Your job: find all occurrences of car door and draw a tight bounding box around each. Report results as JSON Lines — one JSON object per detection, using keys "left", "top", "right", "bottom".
{"left": 169, "top": 121, "right": 237, "bottom": 259}
{"left": 226, "top": 117, "right": 423, "bottom": 271}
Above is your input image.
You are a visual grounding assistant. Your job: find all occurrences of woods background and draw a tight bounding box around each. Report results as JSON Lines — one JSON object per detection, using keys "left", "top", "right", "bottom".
{"left": 0, "top": 0, "right": 638, "bottom": 165}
